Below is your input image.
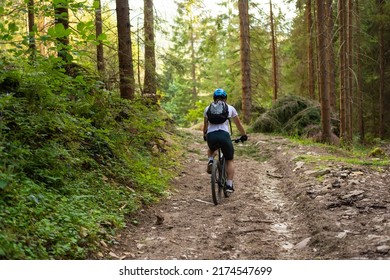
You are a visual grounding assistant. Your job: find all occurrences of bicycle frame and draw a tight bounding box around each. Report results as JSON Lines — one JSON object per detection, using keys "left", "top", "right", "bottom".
{"left": 211, "top": 147, "right": 228, "bottom": 205}
{"left": 211, "top": 138, "right": 242, "bottom": 205}
{"left": 217, "top": 148, "right": 228, "bottom": 193}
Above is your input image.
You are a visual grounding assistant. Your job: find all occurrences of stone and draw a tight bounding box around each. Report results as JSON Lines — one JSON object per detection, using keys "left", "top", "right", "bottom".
{"left": 376, "top": 245, "right": 390, "bottom": 254}
{"left": 304, "top": 169, "right": 331, "bottom": 177}
{"left": 294, "top": 237, "right": 311, "bottom": 249}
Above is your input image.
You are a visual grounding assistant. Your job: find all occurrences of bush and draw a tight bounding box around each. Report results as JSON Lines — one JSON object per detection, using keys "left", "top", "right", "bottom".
{"left": 252, "top": 113, "right": 281, "bottom": 133}
{"left": 252, "top": 95, "right": 321, "bottom": 136}
{"left": 0, "top": 60, "right": 179, "bottom": 259}
{"left": 284, "top": 106, "right": 321, "bottom": 135}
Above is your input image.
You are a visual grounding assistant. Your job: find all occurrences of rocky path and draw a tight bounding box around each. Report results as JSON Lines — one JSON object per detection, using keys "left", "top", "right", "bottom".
{"left": 103, "top": 130, "right": 390, "bottom": 260}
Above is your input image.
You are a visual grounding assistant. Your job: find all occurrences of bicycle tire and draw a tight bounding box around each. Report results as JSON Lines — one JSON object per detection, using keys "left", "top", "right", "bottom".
{"left": 220, "top": 158, "right": 230, "bottom": 198}
{"left": 211, "top": 159, "right": 222, "bottom": 205}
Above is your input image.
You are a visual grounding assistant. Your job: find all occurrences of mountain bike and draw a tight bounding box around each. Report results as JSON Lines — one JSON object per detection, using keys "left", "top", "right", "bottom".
{"left": 211, "top": 137, "right": 243, "bottom": 205}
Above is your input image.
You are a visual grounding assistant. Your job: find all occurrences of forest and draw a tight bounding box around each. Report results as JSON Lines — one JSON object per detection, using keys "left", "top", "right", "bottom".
{"left": 0, "top": 0, "right": 390, "bottom": 260}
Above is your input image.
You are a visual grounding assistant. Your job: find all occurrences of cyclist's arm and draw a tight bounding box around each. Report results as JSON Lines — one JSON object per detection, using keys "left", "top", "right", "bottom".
{"left": 203, "top": 117, "right": 208, "bottom": 136}
{"left": 232, "top": 115, "right": 246, "bottom": 136}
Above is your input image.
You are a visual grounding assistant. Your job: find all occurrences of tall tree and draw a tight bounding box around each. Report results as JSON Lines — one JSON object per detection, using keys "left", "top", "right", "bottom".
{"left": 346, "top": 0, "right": 354, "bottom": 140}
{"left": 355, "top": 0, "right": 364, "bottom": 142}
{"left": 27, "top": 0, "right": 36, "bottom": 59}
{"left": 325, "top": 0, "right": 336, "bottom": 111}
{"left": 116, "top": 0, "right": 135, "bottom": 99}
{"left": 339, "top": 0, "right": 348, "bottom": 141}
{"left": 160, "top": 0, "right": 204, "bottom": 126}
{"left": 270, "top": 0, "right": 278, "bottom": 101}
{"left": 316, "top": 0, "right": 332, "bottom": 143}
{"left": 53, "top": 0, "right": 71, "bottom": 66}
{"left": 378, "top": 0, "right": 385, "bottom": 138}
{"left": 238, "top": 0, "right": 252, "bottom": 124}
{"left": 184, "top": 1, "right": 198, "bottom": 100}
{"left": 143, "top": 0, "right": 157, "bottom": 102}
{"left": 95, "top": 0, "right": 105, "bottom": 76}
{"left": 306, "top": 0, "right": 315, "bottom": 100}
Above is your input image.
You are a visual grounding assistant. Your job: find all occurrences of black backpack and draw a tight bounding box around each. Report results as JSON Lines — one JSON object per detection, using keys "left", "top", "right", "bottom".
{"left": 206, "top": 101, "right": 229, "bottom": 124}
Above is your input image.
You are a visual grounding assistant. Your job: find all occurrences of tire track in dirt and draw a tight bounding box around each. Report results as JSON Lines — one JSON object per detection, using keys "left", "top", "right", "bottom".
{"left": 107, "top": 130, "right": 312, "bottom": 260}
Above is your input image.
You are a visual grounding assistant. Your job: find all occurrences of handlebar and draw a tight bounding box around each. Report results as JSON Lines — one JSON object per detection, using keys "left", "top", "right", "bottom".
{"left": 232, "top": 135, "right": 248, "bottom": 143}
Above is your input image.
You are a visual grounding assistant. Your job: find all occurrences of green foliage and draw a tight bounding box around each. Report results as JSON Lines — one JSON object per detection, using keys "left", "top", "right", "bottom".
{"left": 186, "top": 99, "right": 208, "bottom": 125}
{"left": 369, "top": 147, "right": 386, "bottom": 158}
{"left": 251, "top": 113, "right": 281, "bottom": 133}
{"left": 284, "top": 106, "right": 321, "bottom": 136}
{"left": 0, "top": 59, "right": 179, "bottom": 259}
{"left": 252, "top": 95, "right": 321, "bottom": 136}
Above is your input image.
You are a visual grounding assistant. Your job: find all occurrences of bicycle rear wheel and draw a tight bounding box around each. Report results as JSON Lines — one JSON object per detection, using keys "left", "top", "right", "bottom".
{"left": 220, "top": 158, "right": 230, "bottom": 198}
{"left": 211, "top": 159, "right": 222, "bottom": 205}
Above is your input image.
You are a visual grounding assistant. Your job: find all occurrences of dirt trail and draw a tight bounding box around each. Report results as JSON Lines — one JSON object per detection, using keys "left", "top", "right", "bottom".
{"left": 105, "top": 129, "right": 390, "bottom": 260}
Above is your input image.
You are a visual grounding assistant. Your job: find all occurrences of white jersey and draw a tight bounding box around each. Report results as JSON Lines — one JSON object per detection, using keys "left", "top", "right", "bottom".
{"left": 204, "top": 103, "right": 238, "bottom": 134}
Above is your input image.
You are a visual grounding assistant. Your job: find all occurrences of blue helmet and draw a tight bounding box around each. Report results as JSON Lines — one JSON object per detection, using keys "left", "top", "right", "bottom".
{"left": 213, "top": 88, "right": 227, "bottom": 99}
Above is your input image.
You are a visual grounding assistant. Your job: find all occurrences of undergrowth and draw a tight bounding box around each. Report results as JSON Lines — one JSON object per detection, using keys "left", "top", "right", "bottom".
{"left": 0, "top": 58, "right": 180, "bottom": 259}
{"left": 289, "top": 137, "right": 390, "bottom": 167}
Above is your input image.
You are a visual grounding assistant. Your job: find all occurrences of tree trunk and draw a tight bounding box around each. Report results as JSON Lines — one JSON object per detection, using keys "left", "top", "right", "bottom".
{"left": 270, "top": 0, "right": 278, "bottom": 101}
{"left": 316, "top": 0, "right": 332, "bottom": 143}
{"left": 95, "top": 0, "right": 105, "bottom": 75}
{"left": 339, "top": 0, "right": 347, "bottom": 141}
{"left": 306, "top": 0, "right": 315, "bottom": 100}
{"left": 144, "top": 0, "right": 157, "bottom": 102}
{"left": 116, "top": 0, "right": 135, "bottom": 99}
{"left": 325, "top": 0, "right": 336, "bottom": 111}
{"left": 27, "top": 0, "right": 36, "bottom": 59}
{"left": 356, "top": 0, "right": 364, "bottom": 143}
{"left": 53, "top": 0, "right": 71, "bottom": 66}
{"left": 137, "top": 18, "right": 143, "bottom": 94}
{"left": 238, "top": 0, "right": 252, "bottom": 124}
{"left": 346, "top": 0, "right": 353, "bottom": 141}
{"left": 378, "top": 0, "right": 385, "bottom": 138}
{"left": 190, "top": 18, "right": 197, "bottom": 100}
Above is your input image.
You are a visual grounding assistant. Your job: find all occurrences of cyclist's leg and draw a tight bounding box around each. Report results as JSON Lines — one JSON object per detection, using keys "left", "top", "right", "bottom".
{"left": 207, "top": 148, "right": 217, "bottom": 158}
{"left": 206, "top": 132, "right": 219, "bottom": 173}
{"left": 219, "top": 132, "right": 235, "bottom": 191}
{"left": 226, "top": 159, "right": 234, "bottom": 181}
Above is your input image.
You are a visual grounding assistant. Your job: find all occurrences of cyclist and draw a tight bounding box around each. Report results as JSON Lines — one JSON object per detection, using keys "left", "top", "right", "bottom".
{"left": 203, "top": 88, "right": 248, "bottom": 193}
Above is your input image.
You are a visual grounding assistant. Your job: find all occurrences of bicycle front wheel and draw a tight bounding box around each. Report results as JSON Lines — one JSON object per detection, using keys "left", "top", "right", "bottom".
{"left": 211, "top": 159, "right": 222, "bottom": 205}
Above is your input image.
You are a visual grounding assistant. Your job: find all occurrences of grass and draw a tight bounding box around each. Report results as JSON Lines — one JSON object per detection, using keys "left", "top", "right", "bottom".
{"left": 289, "top": 137, "right": 390, "bottom": 168}
{"left": 235, "top": 143, "right": 271, "bottom": 162}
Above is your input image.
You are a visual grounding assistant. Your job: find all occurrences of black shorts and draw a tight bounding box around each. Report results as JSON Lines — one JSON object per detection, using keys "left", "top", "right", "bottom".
{"left": 206, "top": 130, "right": 234, "bottom": 160}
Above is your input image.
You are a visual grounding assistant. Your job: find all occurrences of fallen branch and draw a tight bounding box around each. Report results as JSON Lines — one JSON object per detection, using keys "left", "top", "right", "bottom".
{"left": 237, "top": 219, "right": 273, "bottom": 224}
{"left": 237, "top": 228, "right": 265, "bottom": 234}
{"left": 194, "top": 199, "right": 214, "bottom": 205}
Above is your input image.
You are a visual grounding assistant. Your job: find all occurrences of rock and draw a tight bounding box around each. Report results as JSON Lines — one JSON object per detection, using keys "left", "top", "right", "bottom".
{"left": 332, "top": 180, "right": 341, "bottom": 188}
{"left": 350, "top": 171, "right": 364, "bottom": 176}
{"left": 304, "top": 169, "right": 331, "bottom": 177}
{"left": 281, "top": 242, "right": 295, "bottom": 250}
{"left": 109, "top": 252, "right": 120, "bottom": 259}
{"left": 155, "top": 214, "right": 164, "bottom": 225}
{"left": 336, "top": 231, "right": 348, "bottom": 239}
{"left": 348, "top": 179, "right": 360, "bottom": 186}
{"left": 294, "top": 161, "right": 305, "bottom": 172}
{"left": 294, "top": 237, "right": 311, "bottom": 249}
{"left": 376, "top": 245, "right": 390, "bottom": 254}
{"left": 341, "top": 190, "right": 365, "bottom": 200}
